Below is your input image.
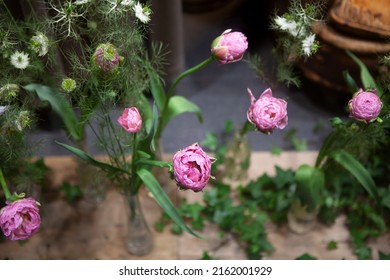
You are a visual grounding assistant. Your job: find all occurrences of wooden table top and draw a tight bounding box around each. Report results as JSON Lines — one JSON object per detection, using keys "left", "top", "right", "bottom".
{"left": 0, "top": 152, "right": 388, "bottom": 260}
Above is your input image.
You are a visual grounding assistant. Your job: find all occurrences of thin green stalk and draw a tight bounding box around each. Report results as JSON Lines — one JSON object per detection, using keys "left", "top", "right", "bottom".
{"left": 1, "top": 1, "right": 18, "bottom": 26}
{"left": 130, "top": 132, "right": 137, "bottom": 194}
{"left": 0, "top": 167, "right": 12, "bottom": 200}
{"left": 155, "top": 56, "right": 214, "bottom": 140}
{"left": 104, "top": 107, "right": 127, "bottom": 166}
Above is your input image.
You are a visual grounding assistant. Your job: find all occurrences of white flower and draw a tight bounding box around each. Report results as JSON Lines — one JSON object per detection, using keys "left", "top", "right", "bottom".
{"left": 0, "top": 106, "right": 8, "bottom": 115}
{"left": 274, "top": 16, "right": 299, "bottom": 37}
{"left": 121, "top": 0, "right": 134, "bottom": 6}
{"left": 75, "top": 0, "right": 91, "bottom": 4}
{"left": 10, "top": 51, "right": 30, "bottom": 69}
{"left": 30, "top": 32, "right": 49, "bottom": 56}
{"left": 133, "top": 2, "right": 151, "bottom": 23}
{"left": 302, "top": 33, "right": 316, "bottom": 56}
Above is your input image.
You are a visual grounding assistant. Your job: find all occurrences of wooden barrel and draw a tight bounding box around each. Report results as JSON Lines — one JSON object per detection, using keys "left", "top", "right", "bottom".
{"left": 296, "top": 0, "right": 390, "bottom": 108}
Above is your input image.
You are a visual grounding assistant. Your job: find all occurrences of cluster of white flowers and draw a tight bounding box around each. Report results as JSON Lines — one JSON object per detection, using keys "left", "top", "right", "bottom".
{"left": 9, "top": 31, "right": 50, "bottom": 70}
{"left": 105, "top": 0, "right": 151, "bottom": 23}
{"left": 273, "top": 14, "right": 319, "bottom": 57}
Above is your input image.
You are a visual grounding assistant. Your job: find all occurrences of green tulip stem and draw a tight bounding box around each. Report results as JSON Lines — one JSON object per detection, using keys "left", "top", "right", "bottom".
{"left": 130, "top": 132, "right": 138, "bottom": 194}
{"left": 166, "top": 56, "right": 214, "bottom": 100}
{"left": 156, "top": 56, "right": 214, "bottom": 140}
{"left": 0, "top": 167, "right": 12, "bottom": 201}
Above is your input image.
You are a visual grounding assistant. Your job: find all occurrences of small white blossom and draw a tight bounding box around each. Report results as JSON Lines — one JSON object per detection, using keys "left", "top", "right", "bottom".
{"left": 274, "top": 16, "right": 299, "bottom": 37}
{"left": 133, "top": 2, "right": 151, "bottom": 23}
{"left": 30, "top": 32, "right": 49, "bottom": 56}
{"left": 121, "top": 0, "right": 134, "bottom": 6}
{"left": 0, "top": 106, "right": 8, "bottom": 115}
{"left": 302, "top": 33, "right": 316, "bottom": 56}
{"left": 10, "top": 51, "right": 30, "bottom": 69}
{"left": 75, "top": 0, "right": 91, "bottom": 4}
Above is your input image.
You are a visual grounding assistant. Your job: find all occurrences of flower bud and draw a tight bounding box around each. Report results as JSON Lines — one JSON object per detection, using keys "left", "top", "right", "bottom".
{"left": 61, "top": 78, "right": 77, "bottom": 93}
{"left": 172, "top": 143, "right": 215, "bottom": 192}
{"left": 0, "top": 198, "right": 41, "bottom": 240}
{"left": 247, "top": 88, "right": 288, "bottom": 134}
{"left": 117, "top": 107, "right": 142, "bottom": 133}
{"left": 211, "top": 29, "right": 248, "bottom": 64}
{"left": 348, "top": 89, "right": 382, "bottom": 123}
{"left": 92, "top": 43, "right": 120, "bottom": 73}
{"left": 0, "top": 84, "right": 19, "bottom": 102}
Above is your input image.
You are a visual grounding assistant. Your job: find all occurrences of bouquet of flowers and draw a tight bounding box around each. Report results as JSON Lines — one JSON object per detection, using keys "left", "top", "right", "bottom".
{"left": 0, "top": 0, "right": 254, "bottom": 251}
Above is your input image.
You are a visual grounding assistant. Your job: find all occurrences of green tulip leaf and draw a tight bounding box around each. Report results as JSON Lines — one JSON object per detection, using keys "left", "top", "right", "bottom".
{"left": 136, "top": 168, "right": 204, "bottom": 239}
{"left": 342, "top": 70, "right": 359, "bottom": 94}
{"left": 331, "top": 149, "right": 379, "bottom": 202}
{"left": 146, "top": 66, "right": 166, "bottom": 110}
{"left": 23, "top": 83, "right": 83, "bottom": 141}
{"left": 56, "top": 141, "right": 129, "bottom": 175}
{"left": 162, "top": 96, "right": 203, "bottom": 129}
{"left": 346, "top": 51, "right": 378, "bottom": 92}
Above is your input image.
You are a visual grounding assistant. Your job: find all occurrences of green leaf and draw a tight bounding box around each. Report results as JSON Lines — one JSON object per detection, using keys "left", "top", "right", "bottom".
{"left": 136, "top": 159, "right": 172, "bottom": 168}
{"left": 342, "top": 70, "right": 359, "bottom": 94}
{"left": 161, "top": 96, "right": 203, "bottom": 129}
{"left": 136, "top": 168, "right": 204, "bottom": 239}
{"left": 146, "top": 66, "right": 166, "bottom": 110}
{"left": 346, "top": 51, "right": 377, "bottom": 91}
{"left": 56, "top": 141, "right": 130, "bottom": 175}
{"left": 295, "top": 253, "right": 318, "bottom": 260}
{"left": 331, "top": 150, "right": 379, "bottom": 202}
{"left": 327, "top": 240, "right": 338, "bottom": 250}
{"left": 23, "top": 83, "right": 83, "bottom": 141}
{"left": 59, "top": 182, "right": 83, "bottom": 204}
{"left": 294, "top": 164, "right": 325, "bottom": 211}
{"left": 379, "top": 251, "right": 390, "bottom": 260}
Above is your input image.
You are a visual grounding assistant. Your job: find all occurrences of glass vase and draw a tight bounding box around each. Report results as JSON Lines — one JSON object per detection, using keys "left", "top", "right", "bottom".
{"left": 123, "top": 191, "right": 154, "bottom": 256}
{"left": 287, "top": 200, "right": 319, "bottom": 234}
{"left": 222, "top": 132, "right": 251, "bottom": 183}
{"left": 75, "top": 138, "right": 107, "bottom": 203}
{"left": 78, "top": 160, "right": 107, "bottom": 204}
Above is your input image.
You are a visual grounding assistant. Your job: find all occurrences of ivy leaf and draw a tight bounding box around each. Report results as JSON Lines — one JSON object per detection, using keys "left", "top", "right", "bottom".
{"left": 295, "top": 253, "right": 318, "bottom": 260}
{"left": 60, "top": 182, "right": 83, "bottom": 204}
{"left": 327, "top": 240, "right": 338, "bottom": 250}
{"left": 379, "top": 251, "right": 390, "bottom": 260}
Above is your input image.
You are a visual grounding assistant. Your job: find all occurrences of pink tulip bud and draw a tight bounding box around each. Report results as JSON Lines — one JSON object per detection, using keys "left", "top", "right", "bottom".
{"left": 117, "top": 107, "right": 142, "bottom": 133}
{"left": 0, "top": 198, "right": 41, "bottom": 241}
{"left": 348, "top": 89, "right": 382, "bottom": 123}
{"left": 247, "top": 88, "right": 288, "bottom": 134}
{"left": 172, "top": 143, "right": 215, "bottom": 192}
{"left": 92, "top": 43, "right": 120, "bottom": 73}
{"left": 211, "top": 29, "right": 248, "bottom": 64}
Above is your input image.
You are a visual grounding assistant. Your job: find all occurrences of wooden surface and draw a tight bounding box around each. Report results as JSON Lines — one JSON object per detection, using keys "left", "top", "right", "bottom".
{"left": 0, "top": 152, "right": 389, "bottom": 260}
